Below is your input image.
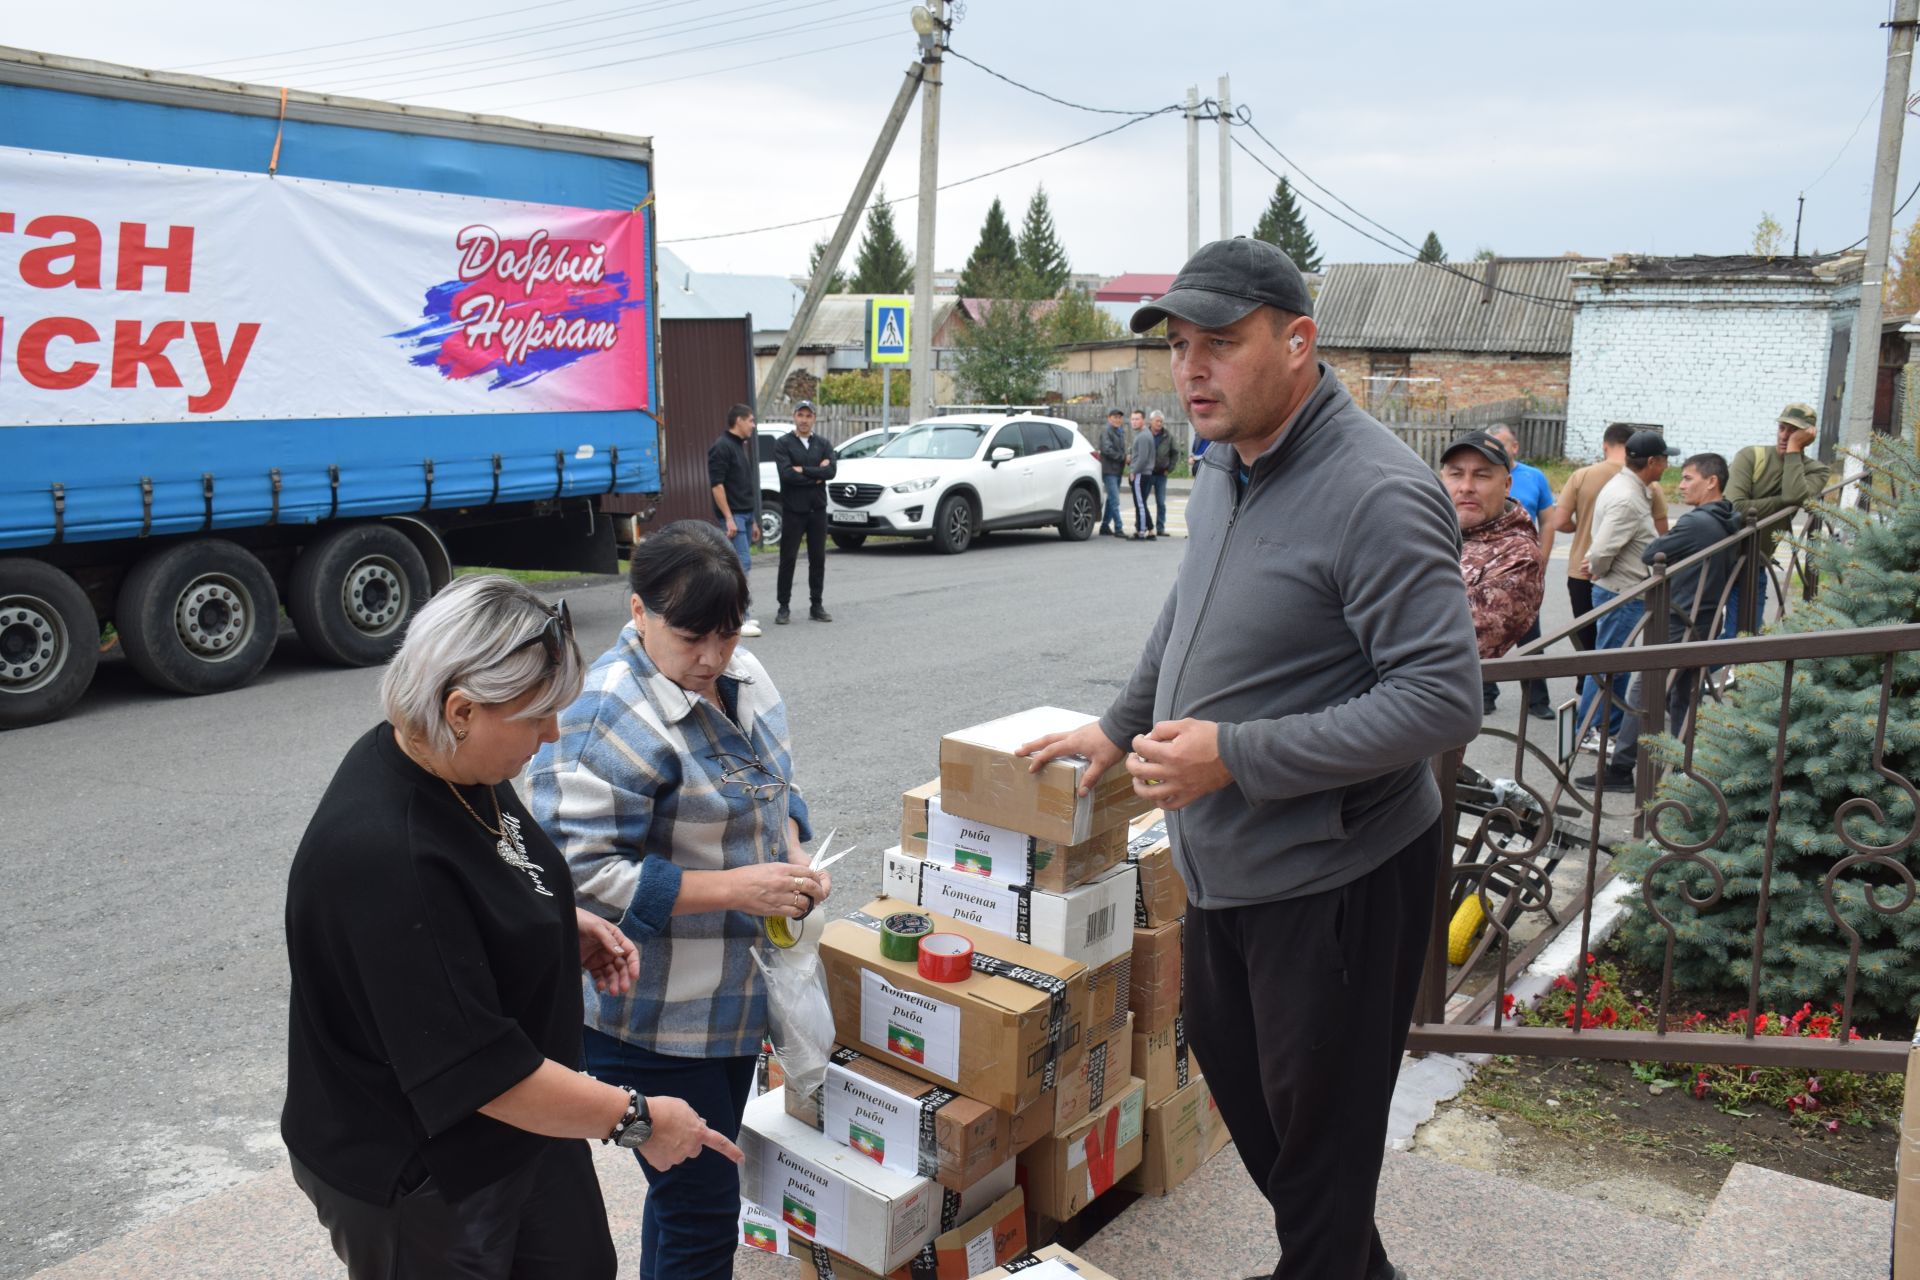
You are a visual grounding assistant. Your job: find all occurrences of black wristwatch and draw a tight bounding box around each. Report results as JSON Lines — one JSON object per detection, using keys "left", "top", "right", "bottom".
{"left": 608, "top": 1087, "right": 652, "bottom": 1149}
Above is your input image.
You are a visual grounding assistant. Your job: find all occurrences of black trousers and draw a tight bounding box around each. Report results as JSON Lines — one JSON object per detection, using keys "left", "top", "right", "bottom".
{"left": 290, "top": 1140, "right": 615, "bottom": 1280}
{"left": 777, "top": 503, "right": 827, "bottom": 608}
{"left": 1566, "top": 576, "right": 1597, "bottom": 652}
{"left": 1184, "top": 819, "right": 1442, "bottom": 1280}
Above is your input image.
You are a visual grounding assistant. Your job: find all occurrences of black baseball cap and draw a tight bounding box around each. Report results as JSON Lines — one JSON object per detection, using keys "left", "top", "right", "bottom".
{"left": 1107, "top": 407, "right": 1123, "bottom": 418}
{"left": 1625, "top": 429, "right": 1673, "bottom": 460}
{"left": 1441, "top": 430, "right": 1512, "bottom": 470}
{"left": 1131, "top": 237, "right": 1314, "bottom": 334}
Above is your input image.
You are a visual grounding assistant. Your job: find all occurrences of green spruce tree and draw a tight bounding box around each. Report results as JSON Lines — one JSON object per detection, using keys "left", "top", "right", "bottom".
{"left": 1250, "top": 178, "right": 1322, "bottom": 272}
{"left": 1017, "top": 185, "right": 1073, "bottom": 296}
{"left": 1614, "top": 438, "right": 1920, "bottom": 1017}
{"left": 957, "top": 197, "right": 1024, "bottom": 298}
{"left": 1417, "top": 231, "right": 1446, "bottom": 263}
{"left": 807, "top": 237, "right": 849, "bottom": 293}
{"left": 849, "top": 188, "right": 913, "bottom": 294}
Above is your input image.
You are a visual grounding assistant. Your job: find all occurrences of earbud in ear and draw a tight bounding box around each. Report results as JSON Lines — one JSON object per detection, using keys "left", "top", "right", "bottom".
{"left": 1289, "top": 335, "right": 1304, "bottom": 351}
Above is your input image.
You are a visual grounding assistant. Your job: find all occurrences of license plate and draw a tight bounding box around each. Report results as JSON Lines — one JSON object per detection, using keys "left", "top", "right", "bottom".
{"left": 834, "top": 509, "right": 869, "bottom": 524}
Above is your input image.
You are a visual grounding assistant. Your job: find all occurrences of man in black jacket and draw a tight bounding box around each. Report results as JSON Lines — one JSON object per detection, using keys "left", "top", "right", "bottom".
{"left": 707, "top": 403, "right": 763, "bottom": 637}
{"left": 1097, "top": 409, "right": 1127, "bottom": 536}
{"left": 772, "top": 401, "right": 837, "bottom": 624}
{"left": 1578, "top": 452, "right": 1741, "bottom": 791}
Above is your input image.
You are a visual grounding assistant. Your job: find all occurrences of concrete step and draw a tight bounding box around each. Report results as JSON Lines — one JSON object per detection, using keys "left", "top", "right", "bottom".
{"left": 1668, "top": 1162, "right": 1893, "bottom": 1280}
{"left": 1075, "top": 1144, "right": 1690, "bottom": 1280}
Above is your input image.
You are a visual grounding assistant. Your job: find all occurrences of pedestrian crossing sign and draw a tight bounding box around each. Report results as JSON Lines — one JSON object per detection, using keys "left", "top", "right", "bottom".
{"left": 868, "top": 298, "right": 910, "bottom": 365}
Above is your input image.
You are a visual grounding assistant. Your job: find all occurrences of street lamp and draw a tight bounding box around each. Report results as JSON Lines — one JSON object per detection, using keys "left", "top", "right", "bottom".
{"left": 910, "top": 4, "right": 938, "bottom": 53}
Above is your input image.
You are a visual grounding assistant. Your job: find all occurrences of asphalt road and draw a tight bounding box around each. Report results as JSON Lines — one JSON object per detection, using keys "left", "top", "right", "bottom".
{"left": 0, "top": 501, "right": 1595, "bottom": 1277}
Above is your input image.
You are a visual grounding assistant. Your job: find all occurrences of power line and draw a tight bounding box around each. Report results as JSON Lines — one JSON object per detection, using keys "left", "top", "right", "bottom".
{"left": 172, "top": 0, "right": 611, "bottom": 71}
{"left": 1803, "top": 85, "right": 1884, "bottom": 194}
{"left": 314, "top": 0, "right": 883, "bottom": 96}
{"left": 487, "top": 29, "right": 899, "bottom": 111}
{"left": 944, "top": 46, "right": 1186, "bottom": 119}
{"left": 219, "top": 0, "right": 720, "bottom": 82}
{"left": 1232, "top": 107, "right": 1427, "bottom": 259}
{"left": 663, "top": 111, "right": 1162, "bottom": 244}
{"left": 350, "top": 5, "right": 899, "bottom": 100}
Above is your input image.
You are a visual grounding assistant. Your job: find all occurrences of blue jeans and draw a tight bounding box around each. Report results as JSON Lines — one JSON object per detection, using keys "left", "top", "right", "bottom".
{"left": 581, "top": 1029, "right": 756, "bottom": 1280}
{"left": 1100, "top": 475, "right": 1123, "bottom": 531}
{"left": 1719, "top": 572, "right": 1769, "bottom": 638}
{"left": 1149, "top": 473, "right": 1168, "bottom": 533}
{"left": 1575, "top": 585, "right": 1644, "bottom": 739}
{"left": 727, "top": 523, "right": 751, "bottom": 575}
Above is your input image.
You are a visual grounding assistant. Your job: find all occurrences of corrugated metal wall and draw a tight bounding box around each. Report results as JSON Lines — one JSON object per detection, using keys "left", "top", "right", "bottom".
{"left": 607, "top": 317, "right": 754, "bottom": 526}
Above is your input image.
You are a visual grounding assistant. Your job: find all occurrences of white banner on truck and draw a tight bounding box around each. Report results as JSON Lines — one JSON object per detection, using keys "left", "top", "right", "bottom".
{"left": 0, "top": 145, "right": 650, "bottom": 425}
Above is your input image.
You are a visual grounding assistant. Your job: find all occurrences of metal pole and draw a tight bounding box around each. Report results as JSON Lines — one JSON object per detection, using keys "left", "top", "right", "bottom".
{"left": 1792, "top": 192, "right": 1804, "bottom": 258}
{"left": 1217, "top": 74, "right": 1233, "bottom": 241}
{"left": 1841, "top": 0, "right": 1918, "bottom": 477}
{"left": 881, "top": 365, "right": 891, "bottom": 434}
{"left": 909, "top": 1, "right": 944, "bottom": 424}
{"left": 757, "top": 62, "right": 926, "bottom": 414}
{"left": 1185, "top": 86, "right": 1200, "bottom": 257}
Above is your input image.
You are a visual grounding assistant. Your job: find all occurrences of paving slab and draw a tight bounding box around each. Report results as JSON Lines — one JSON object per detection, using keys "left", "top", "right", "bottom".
{"left": 1668, "top": 1161, "right": 1893, "bottom": 1280}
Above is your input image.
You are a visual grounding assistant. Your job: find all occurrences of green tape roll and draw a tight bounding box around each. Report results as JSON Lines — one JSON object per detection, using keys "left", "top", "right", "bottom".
{"left": 880, "top": 911, "right": 933, "bottom": 961}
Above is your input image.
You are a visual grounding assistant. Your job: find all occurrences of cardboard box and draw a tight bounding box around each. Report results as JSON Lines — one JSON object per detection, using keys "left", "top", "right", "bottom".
{"left": 1132, "top": 1018, "right": 1193, "bottom": 1108}
{"left": 1084, "top": 952, "right": 1131, "bottom": 1039}
{"left": 784, "top": 1045, "right": 1012, "bottom": 1193}
{"left": 1126, "top": 811, "right": 1188, "bottom": 927}
{"left": 822, "top": 901, "right": 1089, "bottom": 1114}
{"left": 1896, "top": 1020, "right": 1920, "bottom": 1279}
{"left": 1129, "top": 919, "right": 1183, "bottom": 1034}
{"left": 977, "top": 1244, "right": 1122, "bottom": 1280}
{"left": 1011, "top": 1011, "right": 1133, "bottom": 1148}
{"left": 741, "top": 1088, "right": 1015, "bottom": 1275}
{"left": 794, "top": 1187, "right": 1028, "bottom": 1280}
{"left": 1122, "top": 1072, "right": 1231, "bottom": 1196}
{"left": 883, "top": 847, "right": 1136, "bottom": 969}
{"left": 1016, "top": 1077, "right": 1146, "bottom": 1222}
{"left": 902, "top": 780, "right": 1131, "bottom": 895}
{"left": 938, "top": 708, "right": 1152, "bottom": 849}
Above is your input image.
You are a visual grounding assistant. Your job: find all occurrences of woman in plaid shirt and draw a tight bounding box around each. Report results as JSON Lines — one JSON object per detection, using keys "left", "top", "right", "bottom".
{"left": 530, "top": 521, "right": 830, "bottom": 1280}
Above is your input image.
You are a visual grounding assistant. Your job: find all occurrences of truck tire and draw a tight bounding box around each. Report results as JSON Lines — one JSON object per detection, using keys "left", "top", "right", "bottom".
{"left": 930, "top": 493, "right": 974, "bottom": 555}
{"left": 0, "top": 558, "right": 99, "bottom": 729}
{"left": 116, "top": 539, "right": 279, "bottom": 696}
{"left": 289, "top": 523, "right": 432, "bottom": 666}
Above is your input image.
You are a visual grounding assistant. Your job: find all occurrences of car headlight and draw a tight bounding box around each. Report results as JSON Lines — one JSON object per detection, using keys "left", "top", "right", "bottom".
{"left": 891, "top": 476, "right": 939, "bottom": 493}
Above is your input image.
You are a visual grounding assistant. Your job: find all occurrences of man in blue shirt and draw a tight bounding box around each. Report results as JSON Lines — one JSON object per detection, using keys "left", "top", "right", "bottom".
{"left": 1484, "top": 424, "right": 1553, "bottom": 721}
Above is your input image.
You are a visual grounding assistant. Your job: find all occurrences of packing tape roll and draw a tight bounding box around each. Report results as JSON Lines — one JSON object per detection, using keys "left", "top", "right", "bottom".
{"left": 917, "top": 932, "right": 975, "bottom": 983}
{"left": 880, "top": 911, "right": 934, "bottom": 962}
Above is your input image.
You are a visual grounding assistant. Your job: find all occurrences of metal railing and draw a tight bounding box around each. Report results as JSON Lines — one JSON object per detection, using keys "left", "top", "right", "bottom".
{"left": 1410, "top": 623, "right": 1920, "bottom": 1072}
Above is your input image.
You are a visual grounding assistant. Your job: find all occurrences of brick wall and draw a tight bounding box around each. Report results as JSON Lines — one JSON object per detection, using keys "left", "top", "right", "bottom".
{"left": 1566, "top": 277, "right": 1860, "bottom": 459}
{"left": 1321, "top": 348, "right": 1568, "bottom": 417}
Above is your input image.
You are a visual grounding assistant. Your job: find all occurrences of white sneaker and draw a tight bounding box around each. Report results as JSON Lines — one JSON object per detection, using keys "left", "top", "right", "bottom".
{"left": 740, "top": 618, "right": 763, "bottom": 638}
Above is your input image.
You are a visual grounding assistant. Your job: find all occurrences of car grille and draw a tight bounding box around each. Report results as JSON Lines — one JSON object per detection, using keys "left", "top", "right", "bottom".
{"left": 831, "top": 482, "right": 884, "bottom": 508}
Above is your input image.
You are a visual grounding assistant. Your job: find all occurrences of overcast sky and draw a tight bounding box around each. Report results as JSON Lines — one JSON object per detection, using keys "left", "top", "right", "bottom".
{"left": 9, "top": 1, "right": 1916, "bottom": 280}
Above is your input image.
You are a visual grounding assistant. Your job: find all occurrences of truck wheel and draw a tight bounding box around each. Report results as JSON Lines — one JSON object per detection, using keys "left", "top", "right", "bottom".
{"left": 931, "top": 494, "right": 974, "bottom": 555}
{"left": 117, "top": 540, "right": 279, "bottom": 696}
{"left": 289, "top": 524, "right": 431, "bottom": 666}
{"left": 0, "top": 559, "right": 99, "bottom": 729}
{"left": 759, "top": 496, "right": 784, "bottom": 546}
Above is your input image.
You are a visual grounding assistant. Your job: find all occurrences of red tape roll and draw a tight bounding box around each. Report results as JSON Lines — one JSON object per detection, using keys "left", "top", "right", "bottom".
{"left": 916, "top": 932, "right": 975, "bottom": 983}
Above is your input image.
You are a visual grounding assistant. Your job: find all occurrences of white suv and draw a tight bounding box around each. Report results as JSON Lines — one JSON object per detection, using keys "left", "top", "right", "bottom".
{"left": 825, "top": 414, "right": 1102, "bottom": 554}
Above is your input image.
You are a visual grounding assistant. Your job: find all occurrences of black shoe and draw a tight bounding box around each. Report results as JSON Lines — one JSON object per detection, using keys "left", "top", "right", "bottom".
{"left": 1574, "top": 767, "right": 1634, "bottom": 793}
{"left": 1529, "top": 703, "right": 1555, "bottom": 722}
{"left": 809, "top": 605, "right": 833, "bottom": 622}
{"left": 775, "top": 606, "right": 791, "bottom": 625}
{"left": 1483, "top": 691, "right": 1498, "bottom": 715}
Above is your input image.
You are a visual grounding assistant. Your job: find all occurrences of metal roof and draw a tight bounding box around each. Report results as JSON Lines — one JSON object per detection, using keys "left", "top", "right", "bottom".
{"left": 798, "top": 295, "right": 961, "bottom": 348}
{"left": 1314, "top": 258, "right": 1593, "bottom": 355}
{"left": 656, "top": 248, "right": 803, "bottom": 328}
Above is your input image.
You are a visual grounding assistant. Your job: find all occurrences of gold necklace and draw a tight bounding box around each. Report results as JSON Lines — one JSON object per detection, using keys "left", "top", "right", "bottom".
{"left": 442, "top": 778, "right": 505, "bottom": 836}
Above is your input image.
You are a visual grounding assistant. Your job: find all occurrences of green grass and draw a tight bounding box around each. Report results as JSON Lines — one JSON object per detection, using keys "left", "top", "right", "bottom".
{"left": 1531, "top": 457, "right": 1681, "bottom": 506}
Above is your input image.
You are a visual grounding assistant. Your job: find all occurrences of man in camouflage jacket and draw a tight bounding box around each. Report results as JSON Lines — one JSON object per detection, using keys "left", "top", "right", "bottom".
{"left": 1440, "top": 431, "right": 1545, "bottom": 665}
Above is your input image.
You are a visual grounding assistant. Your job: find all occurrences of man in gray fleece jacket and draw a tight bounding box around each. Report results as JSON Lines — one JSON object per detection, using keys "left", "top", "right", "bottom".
{"left": 1022, "top": 238, "right": 1481, "bottom": 1280}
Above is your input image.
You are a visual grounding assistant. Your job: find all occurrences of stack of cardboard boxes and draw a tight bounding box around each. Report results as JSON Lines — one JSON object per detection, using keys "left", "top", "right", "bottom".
{"left": 739, "top": 707, "right": 1229, "bottom": 1277}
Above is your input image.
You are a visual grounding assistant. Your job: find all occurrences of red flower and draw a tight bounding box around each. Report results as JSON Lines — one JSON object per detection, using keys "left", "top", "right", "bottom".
{"left": 1551, "top": 975, "right": 1576, "bottom": 993}
{"left": 1501, "top": 992, "right": 1518, "bottom": 1019}
{"left": 1726, "top": 1008, "right": 1749, "bottom": 1025}
{"left": 1692, "top": 1077, "right": 1708, "bottom": 1099}
{"left": 1586, "top": 980, "right": 1607, "bottom": 1003}
{"left": 1585, "top": 953, "right": 1596, "bottom": 966}
{"left": 1825, "top": 1118, "right": 1841, "bottom": 1133}
{"left": 1809, "top": 1015, "right": 1835, "bottom": 1038}
{"left": 1598, "top": 1007, "right": 1619, "bottom": 1027}
{"left": 1754, "top": 1013, "right": 1770, "bottom": 1033}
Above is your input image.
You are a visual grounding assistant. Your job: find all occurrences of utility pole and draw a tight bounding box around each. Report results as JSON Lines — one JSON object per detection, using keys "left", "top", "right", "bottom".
{"left": 1217, "top": 74, "right": 1233, "bottom": 241}
{"left": 908, "top": 1, "right": 944, "bottom": 423}
{"left": 757, "top": 61, "right": 926, "bottom": 414}
{"left": 1185, "top": 86, "right": 1200, "bottom": 257}
{"left": 1842, "top": 0, "right": 1918, "bottom": 474}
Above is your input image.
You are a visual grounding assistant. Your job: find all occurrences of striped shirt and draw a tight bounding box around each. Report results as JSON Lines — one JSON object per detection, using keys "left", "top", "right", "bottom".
{"left": 527, "top": 626, "right": 812, "bottom": 1060}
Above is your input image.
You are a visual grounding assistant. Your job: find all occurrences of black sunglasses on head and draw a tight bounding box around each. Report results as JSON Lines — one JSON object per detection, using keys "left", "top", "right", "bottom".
{"left": 507, "top": 598, "right": 574, "bottom": 666}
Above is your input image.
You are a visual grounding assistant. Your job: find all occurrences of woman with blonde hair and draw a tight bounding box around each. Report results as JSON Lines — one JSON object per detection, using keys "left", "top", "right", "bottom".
{"left": 283, "top": 574, "right": 739, "bottom": 1279}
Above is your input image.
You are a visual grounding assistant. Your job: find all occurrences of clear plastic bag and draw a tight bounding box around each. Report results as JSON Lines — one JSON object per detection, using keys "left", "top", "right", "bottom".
{"left": 751, "top": 935, "right": 834, "bottom": 1102}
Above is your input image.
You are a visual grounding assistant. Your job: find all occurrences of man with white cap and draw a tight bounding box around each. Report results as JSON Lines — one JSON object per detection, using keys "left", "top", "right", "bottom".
{"left": 1019, "top": 237, "right": 1481, "bottom": 1280}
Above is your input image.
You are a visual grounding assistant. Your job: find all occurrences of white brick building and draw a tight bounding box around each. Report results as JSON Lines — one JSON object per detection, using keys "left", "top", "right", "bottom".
{"left": 1565, "top": 254, "right": 1863, "bottom": 460}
